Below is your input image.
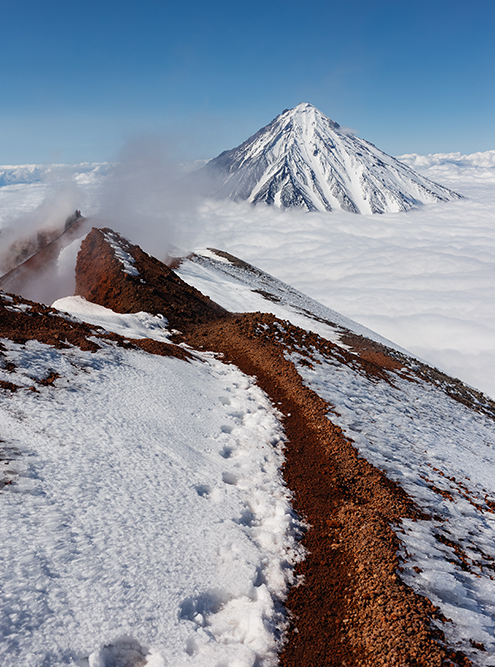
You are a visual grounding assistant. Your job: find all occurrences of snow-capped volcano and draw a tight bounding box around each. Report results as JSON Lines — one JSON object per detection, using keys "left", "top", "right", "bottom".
{"left": 196, "top": 103, "right": 462, "bottom": 213}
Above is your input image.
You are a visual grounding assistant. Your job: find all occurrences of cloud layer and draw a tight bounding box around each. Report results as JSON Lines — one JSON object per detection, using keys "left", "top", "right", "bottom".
{"left": 1, "top": 150, "right": 494, "bottom": 399}
{"left": 181, "top": 152, "right": 495, "bottom": 398}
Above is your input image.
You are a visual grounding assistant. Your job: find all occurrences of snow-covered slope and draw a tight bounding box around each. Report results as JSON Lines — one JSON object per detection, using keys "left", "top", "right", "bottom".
{"left": 2, "top": 227, "right": 495, "bottom": 665}
{"left": 0, "top": 292, "right": 299, "bottom": 667}
{"left": 194, "top": 103, "right": 462, "bottom": 213}
{"left": 177, "top": 248, "right": 495, "bottom": 663}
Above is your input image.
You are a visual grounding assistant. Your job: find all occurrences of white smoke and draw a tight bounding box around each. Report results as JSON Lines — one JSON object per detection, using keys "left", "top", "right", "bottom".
{"left": 0, "top": 181, "right": 82, "bottom": 275}
{"left": 93, "top": 136, "right": 207, "bottom": 260}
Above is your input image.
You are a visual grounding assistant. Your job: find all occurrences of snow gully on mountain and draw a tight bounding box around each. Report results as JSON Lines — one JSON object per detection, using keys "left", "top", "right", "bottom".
{"left": 193, "top": 103, "right": 462, "bottom": 213}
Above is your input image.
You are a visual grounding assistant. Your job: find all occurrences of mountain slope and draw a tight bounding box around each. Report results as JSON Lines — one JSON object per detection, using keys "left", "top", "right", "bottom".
{"left": 1, "top": 228, "right": 495, "bottom": 665}
{"left": 75, "top": 230, "right": 495, "bottom": 663}
{"left": 194, "top": 103, "right": 462, "bottom": 213}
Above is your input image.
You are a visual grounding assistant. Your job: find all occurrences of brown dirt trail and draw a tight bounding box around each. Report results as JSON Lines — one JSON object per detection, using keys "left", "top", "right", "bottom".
{"left": 72, "top": 228, "right": 472, "bottom": 666}
{"left": 183, "top": 314, "right": 471, "bottom": 667}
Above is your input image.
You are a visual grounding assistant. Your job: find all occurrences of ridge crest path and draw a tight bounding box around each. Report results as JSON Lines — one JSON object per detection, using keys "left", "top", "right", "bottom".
{"left": 73, "top": 227, "right": 474, "bottom": 666}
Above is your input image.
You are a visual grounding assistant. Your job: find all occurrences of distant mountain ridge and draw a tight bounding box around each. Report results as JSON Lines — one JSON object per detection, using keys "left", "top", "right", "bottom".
{"left": 0, "top": 163, "right": 111, "bottom": 187}
{"left": 194, "top": 103, "right": 463, "bottom": 213}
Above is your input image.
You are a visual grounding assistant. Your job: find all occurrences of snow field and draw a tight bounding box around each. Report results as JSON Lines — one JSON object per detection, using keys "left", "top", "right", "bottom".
{"left": 52, "top": 297, "right": 173, "bottom": 343}
{"left": 290, "top": 349, "right": 495, "bottom": 665}
{"left": 176, "top": 252, "right": 403, "bottom": 352}
{"left": 0, "top": 325, "right": 301, "bottom": 665}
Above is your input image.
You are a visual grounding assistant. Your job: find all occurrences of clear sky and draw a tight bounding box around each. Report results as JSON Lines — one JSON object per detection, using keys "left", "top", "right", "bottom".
{"left": 0, "top": 0, "right": 493, "bottom": 164}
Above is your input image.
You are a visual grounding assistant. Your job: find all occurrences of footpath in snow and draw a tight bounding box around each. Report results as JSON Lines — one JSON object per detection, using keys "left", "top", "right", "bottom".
{"left": 0, "top": 293, "right": 302, "bottom": 666}
{"left": 177, "top": 248, "right": 495, "bottom": 665}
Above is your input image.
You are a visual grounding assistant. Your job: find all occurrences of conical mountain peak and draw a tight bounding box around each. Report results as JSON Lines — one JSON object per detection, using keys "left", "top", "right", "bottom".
{"left": 194, "top": 104, "right": 462, "bottom": 214}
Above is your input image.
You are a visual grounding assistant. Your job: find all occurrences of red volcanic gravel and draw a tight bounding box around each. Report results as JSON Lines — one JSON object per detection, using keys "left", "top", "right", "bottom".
{"left": 183, "top": 315, "right": 472, "bottom": 667}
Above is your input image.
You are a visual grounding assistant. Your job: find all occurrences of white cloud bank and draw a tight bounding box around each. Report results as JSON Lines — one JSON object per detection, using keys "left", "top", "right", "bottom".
{"left": 1, "top": 150, "right": 494, "bottom": 399}
{"left": 179, "top": 150, "right": 495, "bottom": 399}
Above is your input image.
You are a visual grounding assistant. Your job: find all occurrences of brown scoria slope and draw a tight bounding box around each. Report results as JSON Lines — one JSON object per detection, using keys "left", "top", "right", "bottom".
{"left": 75, "top": 228, "right": 227, "bottom": 329}
{"left": 72, "top": 227, "right": 475, "bottom": 666}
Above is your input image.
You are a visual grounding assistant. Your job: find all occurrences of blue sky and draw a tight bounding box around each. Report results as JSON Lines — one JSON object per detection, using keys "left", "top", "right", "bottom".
{"left": 0, "top": 0, "right": 493, "bottom": 164}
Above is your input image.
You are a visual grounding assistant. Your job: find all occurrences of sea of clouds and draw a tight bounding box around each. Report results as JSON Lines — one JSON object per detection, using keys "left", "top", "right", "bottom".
{"left": 182, "top": 151, "right": 495, "bottom": 400}
{"left": 0, "top": 149, "right": 494, "bottom": 399}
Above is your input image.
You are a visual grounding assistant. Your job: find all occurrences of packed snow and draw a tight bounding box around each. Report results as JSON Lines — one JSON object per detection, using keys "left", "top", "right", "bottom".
{"left": 0, "top": 296, "right": 302, "bottom": 666}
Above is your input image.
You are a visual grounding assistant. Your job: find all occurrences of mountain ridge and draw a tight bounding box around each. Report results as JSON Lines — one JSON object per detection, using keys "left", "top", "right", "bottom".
{"left": 1, "top": 227, "right": 494, "bottom": 665}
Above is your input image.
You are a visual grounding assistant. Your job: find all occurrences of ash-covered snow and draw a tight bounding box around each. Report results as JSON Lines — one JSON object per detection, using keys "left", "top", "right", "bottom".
{"left": 0, "top": 298, "right": 302, "bottom": 666}
{"left": 52, "top": 296, "right": 171, "bottom": 342}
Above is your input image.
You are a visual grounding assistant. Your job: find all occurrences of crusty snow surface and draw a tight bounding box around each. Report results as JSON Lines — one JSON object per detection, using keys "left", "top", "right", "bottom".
{"left": 0, "top": 296, "right": 302, "bottom": 667}
{"left": 297, "top": 353, "right": 495, "bottom": 662}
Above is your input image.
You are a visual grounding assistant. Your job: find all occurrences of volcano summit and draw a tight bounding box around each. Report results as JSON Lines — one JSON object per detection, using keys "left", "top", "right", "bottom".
{"left": 195, "top": 103, "right": 462, "bottom": 213}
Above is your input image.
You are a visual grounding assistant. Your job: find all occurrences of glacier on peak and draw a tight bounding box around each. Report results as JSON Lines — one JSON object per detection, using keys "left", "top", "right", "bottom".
{"left": 192, "top": 103, "right": 463, "bottom": 214}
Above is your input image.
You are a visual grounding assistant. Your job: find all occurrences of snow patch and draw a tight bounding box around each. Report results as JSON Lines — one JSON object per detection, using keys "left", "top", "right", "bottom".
{"left": 102, "top": 230, "right": 139, "bottom": 276}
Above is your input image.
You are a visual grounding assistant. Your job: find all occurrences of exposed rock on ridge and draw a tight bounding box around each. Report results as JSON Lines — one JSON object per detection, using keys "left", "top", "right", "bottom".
{"left": 0, "top": 216, "right": 90, "bottom": 304}
{"left": 76, "top": 228, "right": 228, "bottom": 329}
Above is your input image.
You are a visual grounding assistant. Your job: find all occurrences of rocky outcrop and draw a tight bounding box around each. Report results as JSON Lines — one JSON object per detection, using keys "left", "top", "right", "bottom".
{"left": 75, "top": 228, "right": 228, "bottom": 330}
